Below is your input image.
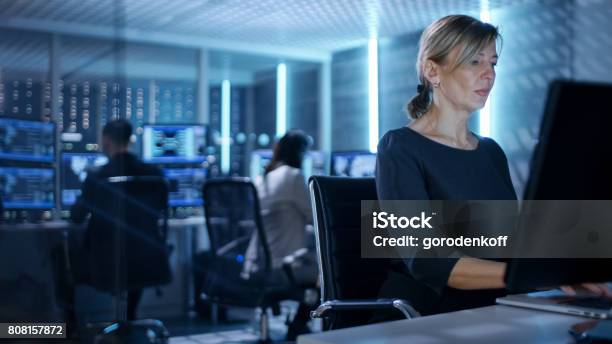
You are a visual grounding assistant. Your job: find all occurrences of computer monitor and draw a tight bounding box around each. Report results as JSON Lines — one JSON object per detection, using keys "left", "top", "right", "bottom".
{"left": 163, "top": 168, "right": 206, "bottom": 207}
{"left": 523, "top": 80, "right": 612, "bottom": 200}
{"left": 0, "top": 167, "right": 55, "bottom": 209}
{"left": 60, "top": 153, "right": 109, "bottom": 206}
{"left": 249, "top": 149, "right": 273, "bottom": 179}
{"left": 0, "top": 118, "right": 55, "bottom": 162}
{"left": 142, "top": 124, "right": 206, "bottom": 163}
{"left": 303, "top": 150, "right": 327, "bottom": 180}
{"left": 249, "top": 149, "right": 326, "bottom": 181}
{"left": 505, "top": 80, "right": 612, "bottom": 290}
{"left": 330, "top": 151, "right": 377, "bottom": 177}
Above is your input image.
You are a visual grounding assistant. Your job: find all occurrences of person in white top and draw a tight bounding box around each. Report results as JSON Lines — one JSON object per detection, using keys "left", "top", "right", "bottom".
{"left": 244, "top": 130, "right": 317, "bottom": 340}
{"left": 244, "top": 130, "right": 313, "bottom": 273}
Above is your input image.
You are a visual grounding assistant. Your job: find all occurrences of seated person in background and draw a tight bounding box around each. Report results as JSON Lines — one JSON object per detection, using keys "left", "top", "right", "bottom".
{"left": 244, "top": 129, "right": 318, "bottom": 340}
{"left": 244, "top": 130, "right": 313, "bottom": 273}
{"left": 70, "top": 119, "right": 164, "bottom": 321}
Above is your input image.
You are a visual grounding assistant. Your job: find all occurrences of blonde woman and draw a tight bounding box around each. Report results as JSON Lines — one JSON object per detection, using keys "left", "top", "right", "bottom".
{"left": 375, "top": 15, "right": 514, "bottom": 315}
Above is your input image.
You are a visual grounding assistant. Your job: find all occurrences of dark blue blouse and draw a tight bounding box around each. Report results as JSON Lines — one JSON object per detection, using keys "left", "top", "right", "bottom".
{"left": 375, "top": 126, "right": 517, "bottom": 314}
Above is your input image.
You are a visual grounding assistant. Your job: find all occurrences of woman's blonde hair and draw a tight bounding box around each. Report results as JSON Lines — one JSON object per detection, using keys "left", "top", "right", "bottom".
{"left": 407, "top": 15, "right": 501, "bottom": 119}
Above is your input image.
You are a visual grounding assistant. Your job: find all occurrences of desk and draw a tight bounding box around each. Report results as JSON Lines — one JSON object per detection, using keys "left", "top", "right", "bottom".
{"left": 0, "top": 216, "right": 207, "bottom": 318}
{"left": 298, "top": 305, "right": 584, "bottom": 344}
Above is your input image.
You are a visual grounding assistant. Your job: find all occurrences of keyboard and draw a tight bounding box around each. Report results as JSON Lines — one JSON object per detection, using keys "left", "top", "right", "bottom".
{"left": 563, "top": 297, "right": 612, "bottom": 310}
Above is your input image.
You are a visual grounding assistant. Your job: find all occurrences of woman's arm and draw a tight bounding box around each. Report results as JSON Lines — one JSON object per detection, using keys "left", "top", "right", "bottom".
{"left": 447, "top": 257, "right": 506, "bottom": 289}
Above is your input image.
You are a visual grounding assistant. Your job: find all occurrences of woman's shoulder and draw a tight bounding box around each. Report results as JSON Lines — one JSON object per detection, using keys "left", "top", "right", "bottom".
{"left": 477, "top": 136, "right": 508, "bottom": 160}
{"left": 378, "top": 127, "right": 422, "bottom": 154}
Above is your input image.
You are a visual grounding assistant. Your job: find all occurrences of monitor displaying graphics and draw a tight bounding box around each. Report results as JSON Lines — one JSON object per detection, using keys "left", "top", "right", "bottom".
{"left": 249, "top": 149, "right": 273, "bottom": 179}
{"left": 60, "top": 153, "right": 109, "bottom": 206}
{"left": 250, "top": 149, "right": 327, "bottom": 181}
{"left": 164, "top": 168, "right": 206, "bottom": 207}
{"left": 303, "top": 150, "right": 327, "bottom": 180}
{"left": 0, "top": 167, "right": 55, "bottom": 209}
{"left": 0, "top": 118, "right": 55, "bottom": 162}
{"left": 142, "top": 125, "right": 206, "bottom": 163}
{"left": 331, "top": 151, "right": 377, "bottom": 177}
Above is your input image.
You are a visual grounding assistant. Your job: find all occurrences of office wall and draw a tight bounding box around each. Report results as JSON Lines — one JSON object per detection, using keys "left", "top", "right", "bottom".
{"left": 253, "top": 70, "right": 276, "bottom": 150}
{"left": 491, "top": 1, "right": 573, "bottom": 198}
{"left": 378, "top": 32, "right": 421, "bottom": 136}
{"left": 331, "top": 46, "right": 369, "bottom": 151}
{"left": 0, "top": 29, "right": 51, "bottom": 122}
{"left": 572, "top": 0, "right": 612, "bottom": 82}
{"left": 289, "top": 66, "right": 320, "bottom": 149}
{"left": 252, "top": 66, "right": 320, "bottom": 150}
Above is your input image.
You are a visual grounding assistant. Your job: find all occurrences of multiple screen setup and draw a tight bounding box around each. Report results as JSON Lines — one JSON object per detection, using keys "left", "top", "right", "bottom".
{"left": 0, "top": 118, "right": 56, "bottom": 210}
{"left": 0, "top": 167, "right": 55, "bottom": 209}
{"left": 142, "top": 124, "right": 207, "bottom": 163}
{"left": 249, "top": 150, "right": 377, "bottom": 180}
{"left": 0, "top": 117, "right": 380, "bottom": 213}
{"left": 0, "top": 118, "right": 55, "bottom": 163}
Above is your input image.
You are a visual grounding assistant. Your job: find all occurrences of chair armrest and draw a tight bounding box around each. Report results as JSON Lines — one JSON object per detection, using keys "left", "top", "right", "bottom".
{"left": 310, "top": 299, "right": 420, "bottom": 320}
{"left": 282, "top": 248, "right": 310, "bottom": 285}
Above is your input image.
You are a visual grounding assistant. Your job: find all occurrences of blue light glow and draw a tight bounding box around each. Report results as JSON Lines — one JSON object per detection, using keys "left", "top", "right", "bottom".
{"left": 276, "top": 63, "right": 287, "bottom": 138}
{"left": 221, "top": 80, "right": 231, "bottom": 174}
{"left": 368, "top": 38, "right": 379, "bottom": 153}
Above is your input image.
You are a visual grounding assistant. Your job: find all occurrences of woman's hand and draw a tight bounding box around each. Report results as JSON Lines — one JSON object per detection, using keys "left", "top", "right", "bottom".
{"left": 560, "top": 283, "right": 612, "bottom": 298}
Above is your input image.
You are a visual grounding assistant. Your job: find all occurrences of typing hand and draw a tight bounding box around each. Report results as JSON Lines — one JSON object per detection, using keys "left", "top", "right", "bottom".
{"left": 560, "top": 283, "right": 612, "bottom": 298}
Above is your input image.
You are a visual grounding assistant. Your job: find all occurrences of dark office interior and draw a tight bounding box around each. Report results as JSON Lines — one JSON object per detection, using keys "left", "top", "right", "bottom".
{"left": 1, "top": 0, "right": 612, "bottom": 343}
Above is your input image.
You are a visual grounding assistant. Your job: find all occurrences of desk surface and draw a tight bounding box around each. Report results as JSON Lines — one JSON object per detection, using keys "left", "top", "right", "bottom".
{"left": 298, "top": 305, "right": 584, "bottom": 344}
{"left": 0, "top": 216, "right": 204, "bottom": 231}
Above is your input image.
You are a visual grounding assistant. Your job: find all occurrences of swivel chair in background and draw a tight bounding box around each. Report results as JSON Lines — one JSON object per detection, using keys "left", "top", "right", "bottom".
{"left": 199, "top": 177, "right": 302, "bottom": 342}
{"left": 308, "top": 176, "right": 419, "bottom": 331}
{"left": 75, "top": 176, "right": 172, "bottom": 343}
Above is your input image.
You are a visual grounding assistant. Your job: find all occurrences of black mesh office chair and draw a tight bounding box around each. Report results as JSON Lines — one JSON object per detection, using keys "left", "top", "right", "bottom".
{"left": 79, "top": 176, "right": 172, "bottom": 343}
{"left": 308, "top": 176, "right": 419, "bottom": 330}
{"left": 200, "top": 177, "right": 300, "bottom": 342}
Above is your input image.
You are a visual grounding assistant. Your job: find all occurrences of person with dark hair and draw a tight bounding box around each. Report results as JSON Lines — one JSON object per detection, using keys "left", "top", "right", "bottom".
{"left": 244, "top": 129, "right": 317, "bottom": 340}
{"left": 244, "top": 130, "right": 312, "bottom": 273}
{"left": 69, "top": 119, "right": 163, "bottom": 321}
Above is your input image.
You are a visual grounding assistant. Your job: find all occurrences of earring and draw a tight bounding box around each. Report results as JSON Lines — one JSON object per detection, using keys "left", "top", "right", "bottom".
{"left": 433, "top": 81, "right": 440, "bottom": 88}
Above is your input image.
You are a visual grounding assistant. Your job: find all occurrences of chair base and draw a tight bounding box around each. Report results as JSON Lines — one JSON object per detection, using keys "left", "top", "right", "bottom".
{"left": 93, "top": 319, "right": 169, "bottom": 344}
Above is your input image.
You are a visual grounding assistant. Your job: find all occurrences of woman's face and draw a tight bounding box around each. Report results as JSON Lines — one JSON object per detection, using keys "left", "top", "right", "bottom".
{"left": 437, "top": 41, "right": 498, "bottom": 114}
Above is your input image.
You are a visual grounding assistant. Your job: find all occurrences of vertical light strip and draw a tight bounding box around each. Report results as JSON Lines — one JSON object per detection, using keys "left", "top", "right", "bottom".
{"left": 368, "top": 38, "right": 379, "bottom": 153}
{"left": 276, "top": 63, "right": 287, "bottom": 138}
{"left": 479, "top": 0, "right": 492, "bottom": 137}
{"left": 221, "top": 79, "right": 231, "bottom": 175}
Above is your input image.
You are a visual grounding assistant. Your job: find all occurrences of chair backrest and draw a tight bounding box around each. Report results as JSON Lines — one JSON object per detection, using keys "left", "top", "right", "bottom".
{"left": 84, "top": 176, "right": 171, "bottom": 292}
{"left": 309, "top": 176, "right": 390, "bottom": 327}
{"left": 202, "top": 177, "right": 271, "bottom": 272}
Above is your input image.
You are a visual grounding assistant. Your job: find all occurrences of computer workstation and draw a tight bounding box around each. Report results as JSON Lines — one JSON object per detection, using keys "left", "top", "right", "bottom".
{"left": 250, "top": 149, "right": 327, "bottom": 181}
{"left": 330, "top": 151, "right": 376, "bottom": 177}
{"left": 0, "top": 117, "right": 55, "bottom": 163}
{"left": 299, "top": 81, "right": 612, "bottom": 343}
{"left": 0, "top": 118, "right": 56, "bottom": 223}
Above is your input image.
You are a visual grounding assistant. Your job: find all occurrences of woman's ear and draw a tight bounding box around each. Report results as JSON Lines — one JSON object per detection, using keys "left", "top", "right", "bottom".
{"left": 424, "top": 59, "right": 440, "bottom": 86}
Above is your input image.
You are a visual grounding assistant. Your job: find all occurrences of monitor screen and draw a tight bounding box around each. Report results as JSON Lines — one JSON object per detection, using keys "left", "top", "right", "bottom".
{"left": 303, "top": 150, "right": 327, "bottom": 180}
{"left": 0, "top": 118, "right": 55, "bottom": 162}
{"left": 142, "top": 125, "right": 206, "bottom": 163}
{"left": 163, "top": 168, "right": 206, "bottom": 207}
{"left": 524, "top": 80, "right": 612, "bottom": 200}
{"left": 60, "top": 153, "right": 109, "bottom": 206}
{"left": 331, "top": 151, "right": 377, "bottom": 177}
{"left": 0, "top": 167, "right": 55, "bottom": 209}
{"left": 249, "top": 149, "right": 273, "bottom": 180}
{"left": 250, "top": 150, "right": 327, "bottom": 181}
